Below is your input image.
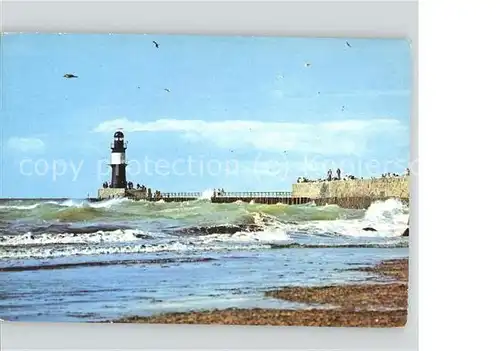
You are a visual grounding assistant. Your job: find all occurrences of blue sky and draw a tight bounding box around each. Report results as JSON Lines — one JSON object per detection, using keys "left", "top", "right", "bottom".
{"left": 0, "top": 34, "right": 411, "bottom": 198}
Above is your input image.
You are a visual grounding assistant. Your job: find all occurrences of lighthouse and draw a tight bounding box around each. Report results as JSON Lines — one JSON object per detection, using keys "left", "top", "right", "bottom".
{"left": 109, "top": 130, "right": 128, "bottom": 188}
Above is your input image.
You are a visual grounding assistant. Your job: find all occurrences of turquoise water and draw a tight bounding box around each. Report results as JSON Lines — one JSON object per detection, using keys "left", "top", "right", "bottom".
{"left": 0, "top": 198, "right": 409, "bottom": 322}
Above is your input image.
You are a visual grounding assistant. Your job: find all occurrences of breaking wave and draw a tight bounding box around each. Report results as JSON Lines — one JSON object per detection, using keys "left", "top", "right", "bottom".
{"left": 0, "top": 197, "right": 346, "bottom": 223}
{"left": 0, "top": 198, "right": 409, "bottom": 260}
{"left": 0, "top": 229, "right": 150, "bottom": 247}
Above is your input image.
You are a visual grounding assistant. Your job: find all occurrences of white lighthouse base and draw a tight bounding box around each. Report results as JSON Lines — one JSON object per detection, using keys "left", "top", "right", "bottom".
{"left": 98, "top": 188, "right": 126, "bottom": 200}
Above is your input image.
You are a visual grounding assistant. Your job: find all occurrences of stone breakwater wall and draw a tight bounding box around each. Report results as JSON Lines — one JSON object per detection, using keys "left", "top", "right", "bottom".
{"left": 97, "top": 188, "right": 126, "bottom": 200}
{"left": 97, "top": 188, "right": 148, "bottom": 200}
{"left": 292, "top": 177, "right": 409, "bottom": 200}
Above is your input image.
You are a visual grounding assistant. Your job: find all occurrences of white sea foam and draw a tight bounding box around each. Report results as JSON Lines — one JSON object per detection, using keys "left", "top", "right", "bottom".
{"left": 88, "top": 197, "right": 129, "bottom": 209}
{"left": 59, "top": 199, "right": 82, "bottom": 207}
{"left": 0, "top": 203, "right": 40, "bottom": 210}
{"left": 198, "top": 189, "right": 214, "bottom": 200}
{"left": 0, "top": 229, "right": 147, "bottom": 246}
{"left": 36, "top": 197, "right": 129, "bottom": 209}
{"left": 296, "top": 219, "right": 406, "bottom": 238}
{"left": 284, "top": 198, "right": 409, "bottom": 238}
{"left": 201, "top": 228, "right": 291, "bottom": 244}
{"left": 252, "top": 212, "right": 279, "bottom": 227}
{"left": 364, "top": 198, "right": 408, "bottom": 224}
{"left": 0, "top": 241, "right": 269, "bottom": 260}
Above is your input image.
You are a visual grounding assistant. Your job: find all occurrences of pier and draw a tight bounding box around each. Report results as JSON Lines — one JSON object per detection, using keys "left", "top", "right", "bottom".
{"left": 139, "top": 191, "right": 313, "bottom": 205}
{"left": 95, "top": 189, "right": 409, "bottom": 209}
{"left": 209, "top": 192, "right": 311, "bottom": 205}
{"left": 94, "top": 130, "right": 410, "bottom": 209}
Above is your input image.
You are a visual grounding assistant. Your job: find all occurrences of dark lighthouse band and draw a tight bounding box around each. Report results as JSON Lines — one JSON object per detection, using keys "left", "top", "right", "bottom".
{"left": 110, "top": 130, "right": 128, "bottom": 189}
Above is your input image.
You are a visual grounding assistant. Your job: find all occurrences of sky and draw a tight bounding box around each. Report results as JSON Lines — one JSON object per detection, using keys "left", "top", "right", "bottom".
{"left": 0, "top": 34, "right": 411, "bottom": 198}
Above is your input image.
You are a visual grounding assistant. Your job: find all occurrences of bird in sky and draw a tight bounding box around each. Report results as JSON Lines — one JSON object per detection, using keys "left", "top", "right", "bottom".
{"left": 164, "top": 88, "right": 170, "bottom": 92}
{"left": 153, "top": 41, "right": 159, "bottom": 48}
{"left": 346, "top": 41, "right": 352, "bottom": 48}
{"left": 63, "top": 73, "right": 78, "bottom": 78}
{"left": 304, "top": 62, "right": 311, "bottom": 68}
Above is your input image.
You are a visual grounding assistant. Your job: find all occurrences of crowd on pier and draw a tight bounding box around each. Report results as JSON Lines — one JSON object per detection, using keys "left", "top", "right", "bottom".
{"left": 296, "top": 167, "right": 410, "bottom": 184}
{"left": 213, "top": 188, "right": 226, "bottom": 197}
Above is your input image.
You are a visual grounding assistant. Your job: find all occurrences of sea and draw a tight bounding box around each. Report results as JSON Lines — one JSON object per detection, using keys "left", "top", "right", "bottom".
{"left": 0, "top": 192, "right": 409, "bottom": 322}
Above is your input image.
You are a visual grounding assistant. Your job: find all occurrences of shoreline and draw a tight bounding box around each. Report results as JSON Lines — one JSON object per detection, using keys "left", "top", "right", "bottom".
{"left": 112, "top": 258, "right": 408, "bottom": 327}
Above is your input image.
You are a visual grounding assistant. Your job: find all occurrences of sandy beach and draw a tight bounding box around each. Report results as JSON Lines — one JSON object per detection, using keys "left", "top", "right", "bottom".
{"left": 113, "top": 258, "right": 408, "bottom": 327}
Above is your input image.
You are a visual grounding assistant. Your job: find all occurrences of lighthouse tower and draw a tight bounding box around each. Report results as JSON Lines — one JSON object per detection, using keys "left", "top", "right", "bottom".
{"left": 109, "top": 130, "right": 128, "bottom": 188}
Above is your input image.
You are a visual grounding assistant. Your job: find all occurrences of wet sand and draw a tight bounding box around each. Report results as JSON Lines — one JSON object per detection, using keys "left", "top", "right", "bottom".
{"left": 0, "top": 257, "right": 216, "bottom": 272}
{"left": 113, "top": 258, "right": 408, "bottom": 327}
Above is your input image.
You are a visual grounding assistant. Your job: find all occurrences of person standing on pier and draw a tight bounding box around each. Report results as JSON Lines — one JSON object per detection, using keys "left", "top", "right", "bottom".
{"left": 327, "top": 169, "right": 333, "bottom": 181}
{"left": 336, "top": 168, "right": 341, "bottom": 180}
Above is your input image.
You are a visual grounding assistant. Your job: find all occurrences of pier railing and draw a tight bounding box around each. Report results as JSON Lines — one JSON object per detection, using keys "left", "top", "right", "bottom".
{"left": 214, "top": 191, "right": 292, "bottom": 198}
{"left": 158, "top": 191, "right": 293, "bottom": 199}
{"left": 160, "top": 192, "right": 201, "bottom": 198}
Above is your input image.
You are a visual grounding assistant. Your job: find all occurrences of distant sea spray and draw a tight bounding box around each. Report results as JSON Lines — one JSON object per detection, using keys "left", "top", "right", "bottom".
{"left": 0, "top": 197, "right": 409, "bottom": 260}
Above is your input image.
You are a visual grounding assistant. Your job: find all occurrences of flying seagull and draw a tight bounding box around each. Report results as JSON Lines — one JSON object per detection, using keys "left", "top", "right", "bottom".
{"left": 164, "top": 88, "right": 170, "bottom": 92}
{"left": 63, "top": 74, "right": 78, "bottom": 78}
{"left": 153, "top": 41, "right": 159, "bottom": 48}
{"left": 346, "top": 41, "right": 352, "bottom": 48}
{"left": 342, "top": 106, "right": 345, "bottom": 111}
{"left": 304, "top": 62, "right": 311, "bottom": 67}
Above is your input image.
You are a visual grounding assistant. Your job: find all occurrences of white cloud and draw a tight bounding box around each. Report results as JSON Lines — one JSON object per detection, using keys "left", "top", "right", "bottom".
{"left": 7, "top": 137, "right": 45, "bottom": 153}
{"left": 93, "top": 117, "right": 406, "bottom": 156}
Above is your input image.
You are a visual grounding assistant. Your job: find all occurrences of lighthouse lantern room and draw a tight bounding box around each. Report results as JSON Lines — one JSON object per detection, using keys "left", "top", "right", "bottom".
{"left": 109, "top": 130, "right": 128, "bottom": 188}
